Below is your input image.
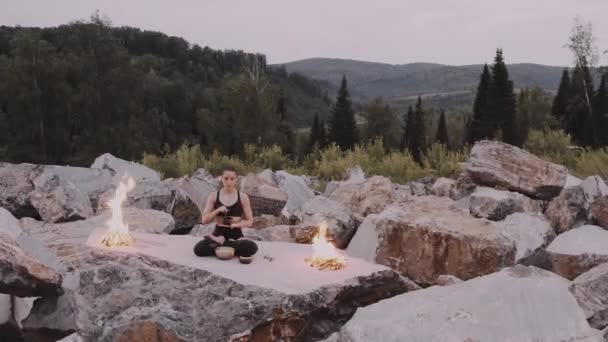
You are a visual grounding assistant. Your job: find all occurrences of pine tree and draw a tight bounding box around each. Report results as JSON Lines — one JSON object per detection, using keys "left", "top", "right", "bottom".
{"left": 410, "top": 96, "right": 426, "bottom": 164}
{"left": 513, "top": 90, "right": 530, "bottom": 147}
{"left": 436, "top": 109, "right": 449, "bottom": 147}
{"left": 552, "top": 69, "right": 571, "bottom": 125}
{"left": 402, "top": 105, "right": 414, "bottom": 153}
{"left": 328, "top": 75, "right": 358, "bottom": 150}
{"left": 309, "top": 112, "right": 320, "bottom": 152}
{"left": 319, "top": 119, "right": 327, "bottom": 149}
{"left": 467, "top": 64, "right": 492, "bottom": 143}
{"left": 275, "top": 89, "right": 295, "bottom": 157}
{"left": 488, "top": 49, "right": 517, "bottom": 145}
{"left": 592, "top": 72, "right": 608, "bottom": 147}
{"left": 568, "top": 64, "right": 594, "bottom": 145}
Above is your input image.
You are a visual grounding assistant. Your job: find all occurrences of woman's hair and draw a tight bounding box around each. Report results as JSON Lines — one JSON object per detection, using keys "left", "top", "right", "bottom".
{"left": 222, "top": 165, "right": 237, "bottom": 174}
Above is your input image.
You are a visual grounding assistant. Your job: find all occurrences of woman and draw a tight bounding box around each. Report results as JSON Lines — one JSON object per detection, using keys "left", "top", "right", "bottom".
{"left": 193, "top": 166, "right": 258, "bottom": 262}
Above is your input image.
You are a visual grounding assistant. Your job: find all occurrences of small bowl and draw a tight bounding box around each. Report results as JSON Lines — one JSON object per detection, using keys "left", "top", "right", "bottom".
{"left": 215, "top": 246, "right": 235, "bottom": 260}
{"left": 239, "top": 256, "right": 253, "bottom": 264}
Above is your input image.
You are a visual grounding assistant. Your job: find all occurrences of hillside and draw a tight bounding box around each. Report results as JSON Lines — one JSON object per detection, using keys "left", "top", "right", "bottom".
{"left": 0, "top": 20, "right": 330, "bottom": 165}
{"left": 279, "top": 58, "right": 565, "bottom": 102}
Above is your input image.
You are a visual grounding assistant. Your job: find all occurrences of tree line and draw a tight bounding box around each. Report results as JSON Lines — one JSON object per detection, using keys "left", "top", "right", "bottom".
{"left": 0, "top": 14, "right": 329, "bottom": 165}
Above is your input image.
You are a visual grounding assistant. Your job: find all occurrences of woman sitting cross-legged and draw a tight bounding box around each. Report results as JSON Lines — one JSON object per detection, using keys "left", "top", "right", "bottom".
{"left": 193, "top": 166, "right": 258, "bottom": 262}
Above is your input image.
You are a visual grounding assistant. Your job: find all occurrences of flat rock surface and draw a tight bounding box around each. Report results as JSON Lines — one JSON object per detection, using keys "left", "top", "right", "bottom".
{"left": 86, "top": 228, "right": 390, "bottom": 295}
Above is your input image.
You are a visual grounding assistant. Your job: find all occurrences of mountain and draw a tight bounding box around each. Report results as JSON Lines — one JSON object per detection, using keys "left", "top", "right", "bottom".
{"left": 278, "top": 58, "right": 566, "bottom": 104}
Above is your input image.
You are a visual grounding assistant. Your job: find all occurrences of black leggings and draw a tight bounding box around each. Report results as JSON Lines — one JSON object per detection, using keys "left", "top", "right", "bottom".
{"left": 193, "top": 225, "right": 258, "bottom": 257}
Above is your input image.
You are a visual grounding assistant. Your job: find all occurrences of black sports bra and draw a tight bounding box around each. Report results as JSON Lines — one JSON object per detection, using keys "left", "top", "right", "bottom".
{"left": 213, "top": 189, "right": 243, "bottom": 217}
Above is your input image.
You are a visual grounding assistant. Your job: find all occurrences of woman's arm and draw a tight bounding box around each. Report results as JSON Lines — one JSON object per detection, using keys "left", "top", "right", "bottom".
{"left": 230, "top": 193, "right": 253, "bottom": 228}
{"left": 201, "top": 192, "right": 221, "bottom": 224}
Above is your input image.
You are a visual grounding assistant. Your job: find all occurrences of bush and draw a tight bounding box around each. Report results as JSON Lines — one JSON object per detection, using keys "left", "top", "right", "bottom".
{"left": 423, "top": 143, "right": 467, "bottom": 179}
{"left": 572, "top": 148, "right": 608, "bottom": 179}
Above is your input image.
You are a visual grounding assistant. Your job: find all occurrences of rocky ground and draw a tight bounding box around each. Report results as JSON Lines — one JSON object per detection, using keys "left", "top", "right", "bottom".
{"left": 1, "top": 141, "right": 608, "bottom": 341}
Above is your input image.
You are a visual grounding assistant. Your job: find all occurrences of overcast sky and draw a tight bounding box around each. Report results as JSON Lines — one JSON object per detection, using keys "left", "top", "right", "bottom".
{"left": 2, "top": 0, "right": 607, "bottom": 66}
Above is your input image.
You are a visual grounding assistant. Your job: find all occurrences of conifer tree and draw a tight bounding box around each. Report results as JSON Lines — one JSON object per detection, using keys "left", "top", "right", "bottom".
{"left": 436, "top": 109, "right": 449, "bottom": 147}
{"left": 592, "top": 72, "right": 608, "bottom": 146}
{"left": 319, "top": 119, "right": 327, "bottom": 149}
{"left": 552, "top": 69, "right": 571, "bottom": 125}
{"left": 329, "top": 75, "right": 358, "bottom": 150}
{"left": 409, "top": 96, "right": 426, "bottom": 164}
{"left": 309, "top": 112, "right": 320, "bottom": 152}
{"left": 467, "top": 64, "right": 492, "bottom": 143}
{"left": 402, "top": 105, "right": 415, "bottom": 153}
{"left": 488, "top": 49, "right": 517, "bottom": 145}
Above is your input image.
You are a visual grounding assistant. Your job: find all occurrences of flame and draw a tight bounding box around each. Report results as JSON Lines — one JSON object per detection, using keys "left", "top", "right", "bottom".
{"left": 305, "top": 222, "right": 346, "bottom": 270}
{"left": 101, "top": 174, "right": 136, "bottom": 247}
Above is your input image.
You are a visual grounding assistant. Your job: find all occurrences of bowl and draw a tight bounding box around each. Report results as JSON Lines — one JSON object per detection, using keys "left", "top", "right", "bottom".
{"left": 215, "top": 246, "right": 235, "bottom": 260}
{"left": 239, "top": 256, "right": 253, "bottom": 264}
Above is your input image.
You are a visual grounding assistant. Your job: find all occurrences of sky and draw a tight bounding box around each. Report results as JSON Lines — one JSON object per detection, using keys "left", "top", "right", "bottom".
{"left": 1, "top": 0, "right": 607, "bottom": 67}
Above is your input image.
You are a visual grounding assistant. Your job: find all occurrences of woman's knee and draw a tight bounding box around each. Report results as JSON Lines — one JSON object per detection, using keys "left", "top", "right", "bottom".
{"left": 235, "top": 239, "right": 258, "bottom": 257}
{"left": 193, "top": 239, "right": 218, "bottom": 257}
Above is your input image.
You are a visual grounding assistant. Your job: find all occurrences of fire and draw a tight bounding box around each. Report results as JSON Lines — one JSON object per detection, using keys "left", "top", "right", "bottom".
{"left": 100, "top": 174, "right": 136, "bottom": 247}
{"left": 304, "top": 222, "right": 346, "bottom": 270}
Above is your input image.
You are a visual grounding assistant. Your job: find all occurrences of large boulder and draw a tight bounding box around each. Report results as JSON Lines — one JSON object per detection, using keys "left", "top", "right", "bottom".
{"left": 0, "top": 232, "right": 63, "bottom": 297}
{"left": 29, "top": 172, "right": 94, "bottom": 223}
{"left": 251, "top": 214, "right": 289, "bottom": 229}
{"left": 592, "top": 196, "right": 608, "bottom": 230}
{"left": 545, "top": 176, "right": 608, "bottom": 234}
{"left": 0, "top": 207, "right": 23, "bottom": 239}
{"left": 499, "top": 212, "right": 555, "bottom": 263}
{"left": 169, "top": 169, "right": 219, "bottom": 230}
{"left": 0, "top": 163, "right": 40, "bottom": 218}
{"left": 469, "top": 187, "right": 542, "bottom": 221}
{"left": 74, "top": 230, "right": 416, "bottom": 341}
{"left": 326, "top": 265, "right": 602, "bottom": 342}
{"left": 22, "top": 290, "right": 78, "bottom": 341}
{"left": 274, "top": 170, "right": 315, "bottom": 217}
{"left": 240, "top": 174, "right": 288, "bottom": 217}
{"left": 570, "top": 262, "right": 608, "bottom": 330}
{"left": 38, "top": 165, "right": 114, "bottom": 211}
{"left": 346, "top": 196, "right": 516, "bottom": 285}
{"left": 327, "top": 176, "right": 395, "bottom": 219}
{"left": 465, "top": 140, "right": 568, "bottom": 199}
{"left": 291, "top": 196, "right": 360, "bottom": 249}
{"left": 91, "top": 153, "right": 160, "bottom": 182}
{"left": 430, "top": 177, "right": 455, "bottom": 197}
{"left": 547, "top": 225, "right": 608, "bottom": 280}
{"left": 0, "top": 294, "right": 34, "bottom": 340}
{"left": 96, "top": 180, "right": 175, "bottom": 213}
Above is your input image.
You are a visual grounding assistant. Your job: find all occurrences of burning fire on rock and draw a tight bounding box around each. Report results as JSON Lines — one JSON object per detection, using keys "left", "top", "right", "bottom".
{"left": 304, "top": 222, "right": 346, "bottom": 271}
{"left": 100, "top": 175, "right": 136, "bottom": 247}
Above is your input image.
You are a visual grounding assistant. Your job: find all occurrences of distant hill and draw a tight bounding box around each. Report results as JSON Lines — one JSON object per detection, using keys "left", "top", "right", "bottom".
{"left": 278, "top": 58, "right": 566, "bottom": 104}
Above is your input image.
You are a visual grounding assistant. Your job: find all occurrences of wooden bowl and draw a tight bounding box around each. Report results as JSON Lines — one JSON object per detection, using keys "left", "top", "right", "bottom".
{"left": 215, "top": 246, "right": 235, "bottom": 260}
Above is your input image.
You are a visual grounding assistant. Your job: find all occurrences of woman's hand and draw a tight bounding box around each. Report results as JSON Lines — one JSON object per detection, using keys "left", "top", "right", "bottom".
{"left": 216, "top": 206, "right": 228, "bottom": 214}
{"left": 205, "top": 234, "right": 225, "bottom": 245}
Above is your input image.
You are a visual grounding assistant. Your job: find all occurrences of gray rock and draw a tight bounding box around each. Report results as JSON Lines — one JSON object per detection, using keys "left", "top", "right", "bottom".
{"left": 498, "top": 212, "right": 555, "bottom": 263}
{"left": 570, "top": 262, "right": 608, "bottom": 330}
{"left": 346, "top": 196, "right": 516, "bottom": 285}
{"left": 327, "top": 176, "right": 395, "bottom": 220}
{"left": 465, "top": 140, "right": 568, "bottom": 199}
{"left": 0, "top": 163, "right": 40, "bottom": 218}
{"left": 545, "top": 176, "right": 608, "bottom": 234}
{"left": 240, "top": 174, "right": 288, "bottom": 217}
{"left": 29, "top": 172, "right": 94, "bottom": 223}
{"left": 91, "top": 153, "right": 161, "bottom": 182}
{"left": 291, "top": 196, "right": 360, "bottom": 249}
{"left": 0, "top": 207, "right": 23, "bottom": 239}
{"left": 22, "top": 289, "right": 77, "bottom": 339}
{"left": 97, "top": 180, "right": 175, "bottom": 213}
{"left": 329, "top": 265, "right": 602, "bottom": 342}
{"left": 69, "top": 247, "right": 413, "bottom": 342}
{"left": 169, "top": 169, "right": 219, "bottom": 230}
{"left": 547, "top": 225, "right": 608, "bottom": 280}
{"left": 431, "top": 177, "right": 455, "bottom": 197}
{"left": 274, "top": 170, "right": 315, "bottom": 217}
{"left": 545, "top": 186, "right": 588, "bottom": 234}
{"left": 0, "top": 232, "right": 63, "bottom": 297}
{"left": 469, "top": 187, "right": 542, "bottom": 221}
{"left": 435, "top": 274, "right": 462, "bottom": 286}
